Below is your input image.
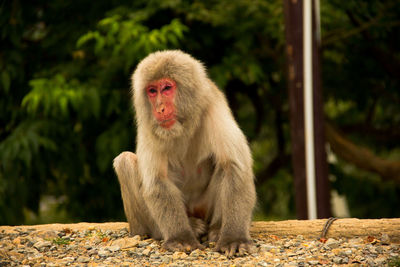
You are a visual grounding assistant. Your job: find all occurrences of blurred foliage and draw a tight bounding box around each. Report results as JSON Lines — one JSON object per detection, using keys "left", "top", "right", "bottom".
{"left": 0, "top": 0, "right": 399, "bottom": 225}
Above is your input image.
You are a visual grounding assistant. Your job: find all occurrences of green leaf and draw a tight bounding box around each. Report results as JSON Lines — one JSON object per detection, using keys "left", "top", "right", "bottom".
{"left": 76, "top": 31, "right": 99, "bottom": 48}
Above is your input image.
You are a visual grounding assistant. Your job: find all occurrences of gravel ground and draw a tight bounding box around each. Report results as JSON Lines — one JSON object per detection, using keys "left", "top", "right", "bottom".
{"left": 0, "top": 224, "right": 399, "bottom": 266}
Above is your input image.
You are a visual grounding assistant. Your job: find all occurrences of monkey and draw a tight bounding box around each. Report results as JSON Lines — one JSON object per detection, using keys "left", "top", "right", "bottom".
{"left": 113, "top": 50, "right": 256, "bottom": 257}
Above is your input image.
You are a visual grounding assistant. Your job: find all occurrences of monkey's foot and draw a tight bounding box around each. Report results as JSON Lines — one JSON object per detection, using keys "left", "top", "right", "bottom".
{"left": 162, "top": 238, "right": 205, "bottom": 252}
{"left": 215, "top": 239, "right": 255, "bottom": 258}
{"left": 189, "top": 217, "right": 207, "bottom": 238}
{"left": 207, "top": 228, "right": 219, "bottom": 243}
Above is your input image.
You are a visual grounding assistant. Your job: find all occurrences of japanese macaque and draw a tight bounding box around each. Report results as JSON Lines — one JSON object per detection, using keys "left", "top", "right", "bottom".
{"left": 113, "top": 50, "right": 256, "bottom": 257}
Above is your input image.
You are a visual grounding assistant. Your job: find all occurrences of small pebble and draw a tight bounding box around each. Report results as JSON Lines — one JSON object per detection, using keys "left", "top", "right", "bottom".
{"left": 172, "top": 251, "right": 189, "bottom": 260}
{"left": 142, "top": 248, "right": 152, "bottom": 256}
{"left": 62, "top": 256, "right": 75, "bottom": 263}
{"left": 325, "top": 238, "right": 340, "bottom": 249}
{"left": 333, "top": 256, "right": 342, "bottom": 264}
{"left": 77, "top": 256, "right": 90, "bottom": 263}
{"left": 107, "top": 245, "right": 121, "bottom": 252}
{"left": 98, "top": 248, "right": 110, "bottom": 257}
{"left": 33, "top": 240, "right": 52, "bottom": 250}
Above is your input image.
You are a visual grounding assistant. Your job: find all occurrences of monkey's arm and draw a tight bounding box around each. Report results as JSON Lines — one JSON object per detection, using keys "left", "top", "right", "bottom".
{"left": 205, "top": 92, "right": 257, "bottom": 256}
{"left": 137, "top": 149, "right": 204, "bottom": 251}
{"left": 216, "top": 161, "right": 256, "bottom": 256}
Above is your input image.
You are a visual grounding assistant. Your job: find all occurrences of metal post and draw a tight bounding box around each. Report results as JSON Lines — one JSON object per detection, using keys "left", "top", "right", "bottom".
{"left": 303, "top": 0, "right": 317, "bottom": 220}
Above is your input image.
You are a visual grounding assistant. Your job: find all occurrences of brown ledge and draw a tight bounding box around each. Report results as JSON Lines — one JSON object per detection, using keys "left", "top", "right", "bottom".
{"left": 1, "top": 218, "right": 399, "bottom": 243}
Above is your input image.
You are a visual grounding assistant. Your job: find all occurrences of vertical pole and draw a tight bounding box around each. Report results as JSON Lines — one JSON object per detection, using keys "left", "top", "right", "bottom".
{"left": 312, "top": 0, "right": 332, "bottom": 218}
{"left": 284, "top": 0, "right": 331, "bottom": 219}
{"left": 283, "top": 0, "right": 308, "bottom": 219}
{"left": 303, "top": 0, "right": 317, "bottom": 220}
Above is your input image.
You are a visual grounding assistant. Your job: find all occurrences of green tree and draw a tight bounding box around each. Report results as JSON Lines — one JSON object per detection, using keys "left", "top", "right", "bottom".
{"left": 1, "top": 0, "right": 399, "bottom": 224}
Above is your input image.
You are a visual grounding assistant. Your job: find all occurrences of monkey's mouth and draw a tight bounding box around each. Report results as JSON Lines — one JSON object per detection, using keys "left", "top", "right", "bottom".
{"left": 159, "top": 118, "right": 176, "bottom": 129}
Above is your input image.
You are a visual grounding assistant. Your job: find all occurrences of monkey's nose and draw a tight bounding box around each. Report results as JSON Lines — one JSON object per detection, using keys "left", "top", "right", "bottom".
{"left": 156, "top": 104, "right": 165, "bottom": 114}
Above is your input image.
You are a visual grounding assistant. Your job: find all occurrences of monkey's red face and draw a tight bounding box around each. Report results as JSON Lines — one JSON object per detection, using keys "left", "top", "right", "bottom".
{"left": 146, "top": 78, "right": 177, "bottom": 129}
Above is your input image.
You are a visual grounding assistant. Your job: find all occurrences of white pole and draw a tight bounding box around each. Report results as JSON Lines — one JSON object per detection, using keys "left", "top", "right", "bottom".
{"left": 303, "top": 0, "right": 317, "bottom": 220}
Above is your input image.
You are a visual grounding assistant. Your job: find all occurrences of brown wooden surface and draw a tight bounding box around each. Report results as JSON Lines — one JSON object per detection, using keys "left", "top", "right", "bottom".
{"left": 251, "top": 218, "right": 400, "bottom": 242}
{"left": 1, "top": 218, "right": 399, "bottom": 242}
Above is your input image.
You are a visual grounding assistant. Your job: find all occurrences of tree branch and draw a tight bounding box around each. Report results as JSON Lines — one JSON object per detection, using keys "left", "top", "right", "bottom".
{"left": 340, "top": 124, "right": 400, "bottom": 143}
{"left": 325, "top": 123, "right": 400, "bottom": 183}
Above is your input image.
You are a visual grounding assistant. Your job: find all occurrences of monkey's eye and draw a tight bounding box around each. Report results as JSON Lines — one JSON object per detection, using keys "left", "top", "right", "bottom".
{"left": 148, "top": 88, "right": 157, "bottom": 96}
{"left": 163, "top": 85, "right": 172, "bottom": 92}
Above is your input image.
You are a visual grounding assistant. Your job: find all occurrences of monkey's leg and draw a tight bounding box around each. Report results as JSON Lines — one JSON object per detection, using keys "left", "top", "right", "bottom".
{"left": 211, "top": 165, "right": 256, "bottom": 257}
{"left": 142, "top": 177, "right": 205, "bottom": 252}
{"left": 113, "top": 152, "right": 161, "bottom": 239}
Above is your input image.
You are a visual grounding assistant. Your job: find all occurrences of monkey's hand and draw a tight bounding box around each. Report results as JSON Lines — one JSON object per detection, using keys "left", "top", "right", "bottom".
{"left": 162, "top": 235, "right": 205, "bottom": 252}
{"left": 215, "top": 238, "right": 255, "bottom": 258}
